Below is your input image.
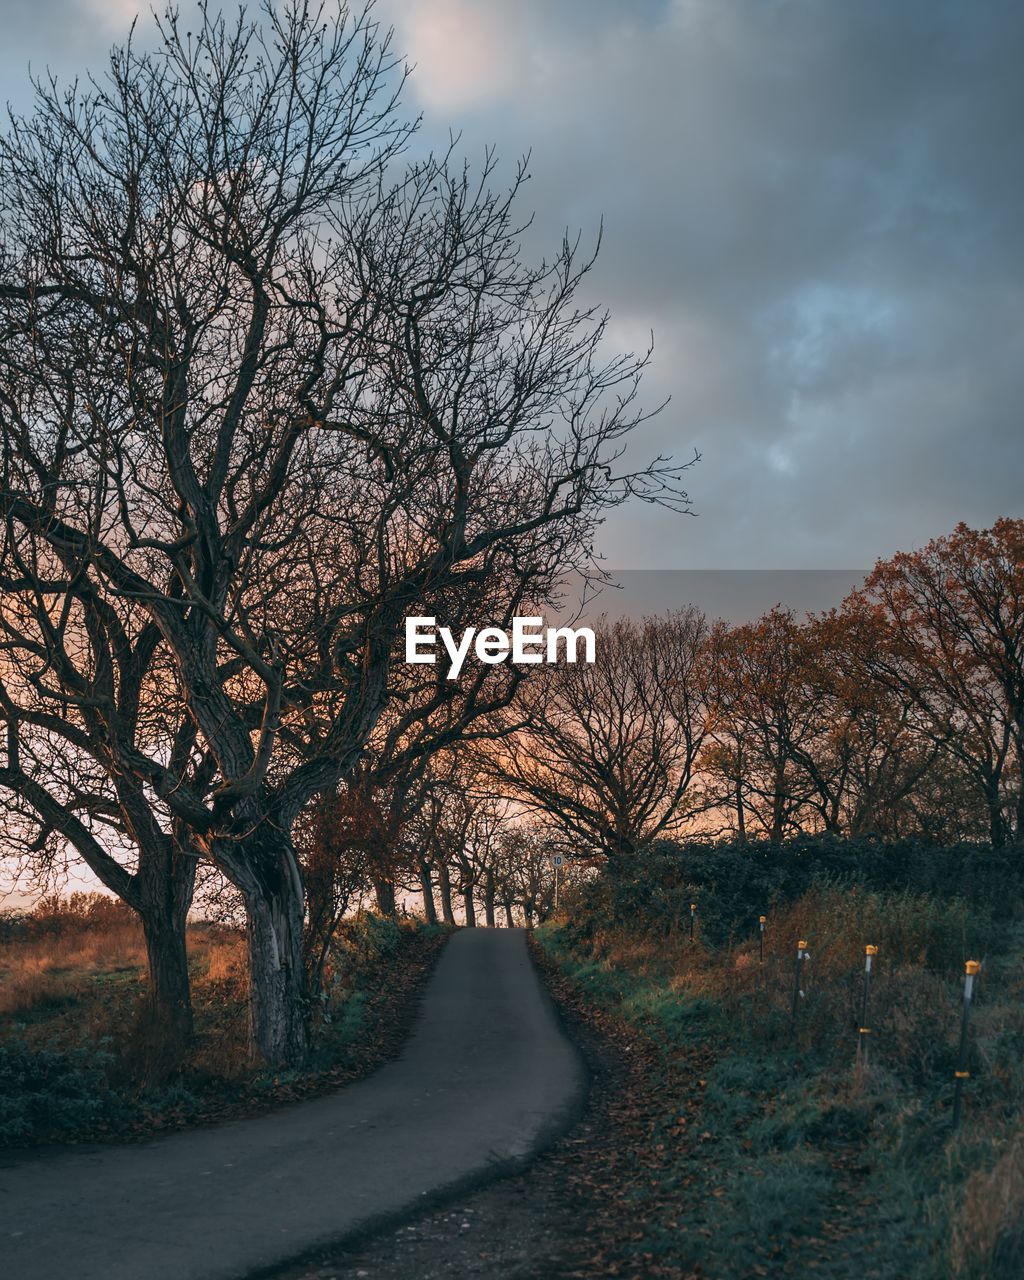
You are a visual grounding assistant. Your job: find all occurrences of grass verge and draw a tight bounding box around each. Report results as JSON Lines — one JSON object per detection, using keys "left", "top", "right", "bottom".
{"left": 0, "top": 904, "right": 449, "bottom": 1148}
{"left": 534, "top": 885, "right": 1024, "bottom": 1280}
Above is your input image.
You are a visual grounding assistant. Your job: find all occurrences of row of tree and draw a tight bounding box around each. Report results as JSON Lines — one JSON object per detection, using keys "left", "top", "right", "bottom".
{"left": 1, "top": 4, "right": 1018, "bottom": 1076}
{"left": 511, "top": 519, "right": 1023, "bottom": 854}
{"left": 319, "top": 517, "right": 1022, "bottom": 928}
{"left": 0, "top": 3, "right": 687, "bottom": 1067}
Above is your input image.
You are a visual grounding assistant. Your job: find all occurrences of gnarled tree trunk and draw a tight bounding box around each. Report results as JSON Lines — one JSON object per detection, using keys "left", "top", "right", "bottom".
{"left": 134, "top": 916, "right": 192, "bottom": 1085}
{"left": 123, "top": 830, "right": 197, "bottom": 1080}
{"left": 374, "top": 876, "right": 398, "bottom": 918}
{"left": 483, "top": 869, "right": 496, "bottom": 928}
{"left": 244, "top": 886, "right": 309, "bottom": 1067}
{"left": 462, "top": 884, "right": 477, "bottom": 927}
{"left": 220, "top": 826, "right": 309, "bottom": 1067}
{"left": 139, "top": 907, "right": 193, "bottom": 1053}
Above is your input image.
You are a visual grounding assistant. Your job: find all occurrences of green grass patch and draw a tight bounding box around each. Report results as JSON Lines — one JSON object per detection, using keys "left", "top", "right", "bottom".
{"left": 537, "top": 881, "right": 1024, "bottom": 1280}
{"left": 0, "top": 914, "right": 448, "bottom": 1147}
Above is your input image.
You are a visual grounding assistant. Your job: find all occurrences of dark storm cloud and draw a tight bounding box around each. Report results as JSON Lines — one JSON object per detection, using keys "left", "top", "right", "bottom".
{"left": 380, "top": 0, "right": 1024, "bottom": 568}
{"left": 4, "top": 1, "right": 1021, "bottom": 568}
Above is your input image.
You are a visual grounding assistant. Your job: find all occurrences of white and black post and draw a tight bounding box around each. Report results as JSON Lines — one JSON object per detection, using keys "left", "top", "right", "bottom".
{"left": 857, "top": 945, "right": 877, "bottom": 1068}
{"left": 790, "top": 939, "right": 810, "bottom": 1039}
{"left": 952, "top": 960, "right": 981, "bottom": 1129}
{"left": 551, "top": 854, "right": 564, "bottom": 914}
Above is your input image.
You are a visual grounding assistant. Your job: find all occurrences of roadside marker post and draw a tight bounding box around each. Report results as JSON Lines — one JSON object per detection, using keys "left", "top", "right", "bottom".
{"left": 952, "top": 960, "right": 981, "bottom": 1129}
{"left": 790, "top": 940, "right": 810, "bottom": 1039}
{"left": 551, "top": 854, "right": 564, "bottom": 912}
{"left": 857, "top": 945, "right": 878, "bottom": 1068}
{"left": 689, "top": 902, "right": 697, "bottom": 943}
{"left": 758, "top": 915, "right": 766, "bottom": 965}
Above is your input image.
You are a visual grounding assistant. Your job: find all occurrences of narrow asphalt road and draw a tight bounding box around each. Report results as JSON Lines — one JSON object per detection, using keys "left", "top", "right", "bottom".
{"left": 0, "top": 928, "right": 585, "bottom": 1280}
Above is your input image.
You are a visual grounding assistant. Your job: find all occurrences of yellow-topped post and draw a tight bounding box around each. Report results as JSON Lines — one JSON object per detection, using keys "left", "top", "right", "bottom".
{"left": 857, "top": 945, "right": 878, "bottom": 1068}
{"left": 952, "top": 960, "right": 981, "bottom": 1128}
{"left": 790, "top": 939, "right": 810, "bottom": 1037}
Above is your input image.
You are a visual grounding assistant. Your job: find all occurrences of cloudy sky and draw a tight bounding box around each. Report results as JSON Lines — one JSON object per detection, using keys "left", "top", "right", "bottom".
{"left": 3, "top": 0, "right": 1021, "bottom": 571}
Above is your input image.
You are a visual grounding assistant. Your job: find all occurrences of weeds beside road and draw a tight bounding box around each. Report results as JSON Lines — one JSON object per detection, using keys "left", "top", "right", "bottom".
{"left": 534, "top": 866, "right": 1024, "bottom": 1279}
{"left": 0, "top": 896, "right": 447, "bottom": 1147}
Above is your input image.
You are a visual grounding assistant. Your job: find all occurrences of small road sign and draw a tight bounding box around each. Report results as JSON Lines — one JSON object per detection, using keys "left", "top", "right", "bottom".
{"left": 551, "top": 854, "right": 565, "bottom": 867}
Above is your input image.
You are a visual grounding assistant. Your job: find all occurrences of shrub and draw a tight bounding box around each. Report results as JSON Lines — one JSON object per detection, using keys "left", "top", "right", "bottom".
{"left": 25, "top": 893, "right": 138, "bottom": 939}
{"left": 0, "top": 1040, "right": 121, "bottom": 1142}
{"left": 342, "top": 913, "right": 404, "bottom": 966}
{"left": 564, "top": 835, "right": 1021, "bottom": 952}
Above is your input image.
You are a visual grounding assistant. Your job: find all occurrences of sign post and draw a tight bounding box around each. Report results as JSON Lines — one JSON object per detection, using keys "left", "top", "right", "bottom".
{"left": 790, "top": 939, "right": 810, "bottom": 1039}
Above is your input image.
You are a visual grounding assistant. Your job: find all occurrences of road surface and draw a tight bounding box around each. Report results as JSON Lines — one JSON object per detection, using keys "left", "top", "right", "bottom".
{"left": 0, "top": 928, "right": 584, "bottom": 1280}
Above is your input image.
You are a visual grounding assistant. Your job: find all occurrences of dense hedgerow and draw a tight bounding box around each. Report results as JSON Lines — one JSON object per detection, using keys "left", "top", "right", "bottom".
{"left": 565, "top": 836, "right": 1022, "bottom": 950}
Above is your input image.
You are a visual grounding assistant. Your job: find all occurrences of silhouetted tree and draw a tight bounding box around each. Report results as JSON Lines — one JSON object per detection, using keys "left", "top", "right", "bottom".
{"left": 855, "top": 520, "right": 1024, "bottom": 846}
{"left": 0, "top": 3, "right": 685, "bottom": 1062}
{"left": 501, "top": 611, "right": 712, "bottom": 871}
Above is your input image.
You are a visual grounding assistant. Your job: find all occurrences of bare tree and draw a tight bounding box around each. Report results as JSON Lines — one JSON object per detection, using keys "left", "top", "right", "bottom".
{"left": 811, "top": 608, "right": 946, "bottom": 839}
{"left": 500, "top": 822, "right": 566, "bottom": 925}
{"left": 500, "top": 611, "right": 712, "bottom": 871}
{"left": 0, "top": 3, "right": 687, "bottom": 1063}
{"left": 302, "top": 607, "right": 533, "bottom": 936}
{"left": 706, "top": 608, "right": 829, "bottom": 843}
{"left": 0, "top": 601, "right": 207, "bottom": 1063}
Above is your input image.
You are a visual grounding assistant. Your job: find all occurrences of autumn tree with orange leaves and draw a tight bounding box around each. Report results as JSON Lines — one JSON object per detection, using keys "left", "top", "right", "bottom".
{"left": 852, "top": 519, "right": 1024, "bottom": 847}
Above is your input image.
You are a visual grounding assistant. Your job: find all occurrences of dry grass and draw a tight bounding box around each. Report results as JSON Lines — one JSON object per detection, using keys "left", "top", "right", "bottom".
{"left": 0, "top": 899, "right": 258, "bottom": 1090}
{"left": 1, "top": 924, "right": 148, "bottom": 983}
{"left": 0, "top": 897, "right": 248, "bottom": 1064}
{"left": 0, "top": 901, "right": 148, "bottom": 1018}
{"left": 950, "top": 1129, "right": 1024, "bottom": 1277}
{"left": 1, "top": 901, "right": 246, "bottom": 988}
{"left": 0, "top": 964, "right": 86, "bottom": 1017}
{"left": 555, "top": 884, "right": 1024, "bottom": 1277}
{"left": 186, "top": 926, "right": 250, "bottom": 1080}
{"left": 200, "top": 930, "right": 246, "bottom": 983}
